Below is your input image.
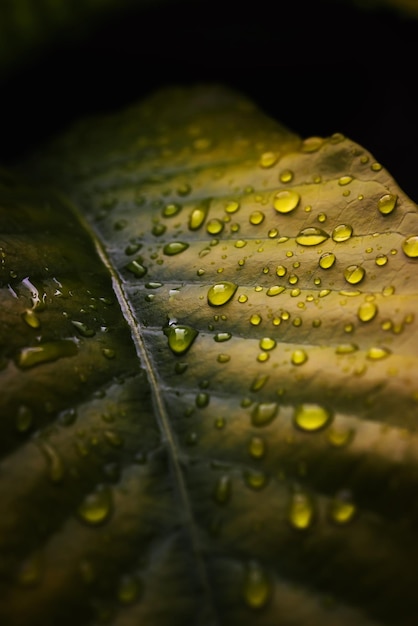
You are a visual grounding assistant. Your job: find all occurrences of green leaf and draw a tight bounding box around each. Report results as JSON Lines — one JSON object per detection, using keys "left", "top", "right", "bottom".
{"left": 4, "top": 84, "right": 418, "bottom": 625}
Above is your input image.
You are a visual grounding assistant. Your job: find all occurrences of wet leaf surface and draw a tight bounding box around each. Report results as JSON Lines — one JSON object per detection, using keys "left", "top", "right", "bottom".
{"left": 3, "top": 84, "right": 418, "bottom": 625}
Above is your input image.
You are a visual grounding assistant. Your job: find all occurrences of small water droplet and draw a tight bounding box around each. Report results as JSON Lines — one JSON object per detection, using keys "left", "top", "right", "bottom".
{"left": 266, "top": 285, "right": 285, "bottom": 297}
{"left": 213, "top": 474, "right": 231, "bottom": 504}
{"left": 326, "top": 426, "right": 354, "bottom": 448}
{"left": 214, "top": 332, "right": 232, "bottom": 343}
{"left": 268, "top": 228, "right": 279, "bottom": 238}
{"left": 328, "top": 490, "right": 357, "bottom": 525}
{"left": 291, "top": 349, "right": 308, "bottom": 366}
{"left": 319, "top": 252, "right": 336, "bottom": 269}
{"left": 126, "top": 259, "right": 147, "bottom": 278}
{"left": 238, "top": 294, "right": 248, "bottom": 303}
{"left": 16, "top": 405, "right": 33, "bottom": 432}
{"left": 402, "top": 235, "right": 418, "bottom": 258}
{"left": 163, "top": 242, "right": 189, "bottom": 256}
{"left": 39, "top": 440, "right": 65, "bottom": 483}
{"left": 335, "top": 343, "right": 358, "bottom": 354}
{"left": 77, "top": 484, "right": 112, "bottom": 526}
{"left": 301, "top": 136, "right": 323, "bottom": 152}
{"left": 273, "top": 190, "right": 300, "bottom": 214}
{"left": 71, "top": 320, "right": 95, "bottom": 337}
{"left": 259, "top": 152, "right": 278, "bottom": 168}
{"left": 332, "top": 224, "right": 353, "bottom": 242}
{"left": 225, "top": 200, "right": 240, "bottom": 214}
{"left": 338, "top": 175, "right": 353, "bottom": 186}
{"left": 207, "top": 281, "right": 238, "bottom": 306}
{"left": 293, "top": 403, "right": 333, "bottom": 432}
{"left": 22, "top": 309, "right": 41, "bottom": 329}
{"left": 375, "top": 254, "right": 388, "bottom": 266}
{"left": 251, "top": 402, "right": 278, "bottom": 427}
{"left": 196, "top": 392, "right": 209, "bottom": 408}
{"left": 243, "top": 561, "right": 272, "bottom": 609}
{"left": 152, "top": 223, "right": 166, "bottom": 237}
{"left": 287, "top": 490, "right": 315, "bottom": 530}
{"left": 16, "top": 340, "right": 78, "bottom": 369}
{"left": 162, "top": 202, "right": 181, "bottom": 218}
{"left": 249, "top": 211, "right": 265, "bottom": 225}
{"left": 279, "top": 169, "right": 293, "bottom": 183}
{"left": 248, "top": 435, "right": 266, "bottom": 458}
{"left": 358, "top": 301, "right": 378, "bottom": 322}
{"left": 276, "top": 265, "right": 287, "bottom": 277}
{"left": 244, "top": 468, "right": 268, "bottom": 490}
{"left": 250, "top": 374, "right": 269, "bottom": 392}
{"left": 344, "top": 265, "right": 365, "bottom": 285}
{"left": 250, "top": 314, "right": 262, "bottom": 326}
{"left": 206, "top": 219, "right": 224, "bottom": 235}
{"left": 164, "top": 324, "right": 198, "bottom": 355}
{"left": 366, "top": 346, "right": 391, "bottom": 360}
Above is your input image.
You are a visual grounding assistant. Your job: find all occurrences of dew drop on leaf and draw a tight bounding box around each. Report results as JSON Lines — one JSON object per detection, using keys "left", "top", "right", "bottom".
{"left": 163, "top": 242, "right": 189, "bottom": 256}
{"left": 163, "top": 324, "right": 198, "bottom": 355}
{"left": 291, "top": 349, "right": 308, "bottom": 366}
{"left": 276, "top": 265, "right": 287, "bottom": 277}
{"left": 295, "top": 227, "right": 329, "bottom": 246}
{"left": 248, "top": 435, "right": 266, "bottom": 459}
{"left": 249, "top": 211, "right": 265, "bottom": 225}
{"left": 338, "top": 175, "right": 353, "bottom": 186}
{"left": 213, "top": 474, "right": 231, "bottom": 505}
{"left": 259, "top": 337, "right": 276, "bottom": 351}
{"left": 244, "top": 468, "right": 268, "bottom": 490}
{"left": 344, "top": 265, "right": 365, "bottom": 285}
{"left": 125, "top": 259, "right": 147, "bottom": 278}
{"left": 375, "top": 254, "right": 388, "bottom": 266}
{"left": 332, "top": 224, "right": 353, "bottom": 242}
{"left": 117, "top": 574, "right": 142, "bottom": 605}
{"left": 207, "top": 281, "right": 238, "bottom": 306}
{"left": 378, "top": 193, "right": 397, "bottom": 215}
{"left": 358, "top": 301, "right": 378, "bottom": 322}
{"left": 273, "top": 190, "right": 300, "bottom": 214}
{"left": 266, "top": 285, "right": 285, "bottom": 297}
{"left": 259, "top": 152, "right": 278, "bottom": 168}
{"left": 287, "top": 490, "right": 315, "bottom": 530}
{"left": 77, "top": 484, "right": 113, "bottom": 526}
{"left": 243, "top": 561, "right": 272, "bottom": 610}
{"left": 189, "top": 199, "right": 210, "bottom": 230}
{"left": 71, "top": 320, "right": 95, "bottom": 337}
{"left": 206, "top": 219, "right": 224, "bottom": 235}
{"left": 319, "top": 252, "right": 336, "bottom": 269}
{"left": 293, "top": 403, "right": 333, "bottom": 432}
{"left": 402, "top": 235, "right": 418, "bottom": 258}
{"left": 279, "top": 169, "right": 294, "bottom": 183}
{"left": 162, "top": 202, "right": 181, "bottom": 218}
{"left": 366, "top": 346, "right": 391, "bottom": 360}
{"left": 196, "top": 392, "right": 209, "bottom": 408}
{"left": 22, "top": 309, "right": 41, "bottom": 329}
{"left": 251, "top": 402, "right": 278, "bottom": 427}
{"left": 328, "top": 490, "right": 357, "bottom": 525}
{"left": 16, "top": 340, "right": 78, "bottom": 369}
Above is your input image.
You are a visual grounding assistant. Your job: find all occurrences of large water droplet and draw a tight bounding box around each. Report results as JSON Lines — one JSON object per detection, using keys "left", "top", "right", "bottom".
{"left": 249, "top": 211, "right": 265, "bottom": 225}
{"left": 344, "top": 265, "right": 365, "bottom": 285}
{"left": 243, "top": 561, "right": 272, "bottom": 609}
{"left": 16, "top": 340, "right": 78, "bottom": 369}
{"left": 206, "top": 219, "right": 224, "bottom": 235}
{"left": 77, "top": 484, "right": 113, "bottom": 526}
{"left": 293, "top": 403, "right": 333, "bottom": 432}
{"left": 378, "top": 193, "right": 397, "bottom": 216}
{"left": 358, "top": 301, "right": 378, "bottom": 322}
{"left": 214, "top": 332, "right": 232, "bottom": 342}
{"left": 332, "top": 224, "right": 353, "bottom": 243}
{"left": 126, "top": 259, "right": 147, "bottom": 278}
{"left": 296, "top": 227, "right": 329, "bottom": 246}
{"left": 163, "top": 242, "right": 189, "bottom": 256}
{"left": 164, "top": 324, "right": 198, "bottom": 355}
{"left": 259, "top": 152, "right": 278, "bottom": 168}
{"left": 273, "top": 190, "right": 300, "bottom": 214}
{"left": 207, "top": 281, "right": 238, "bottom": 306}
{"left": 366, "top": 346, "right": 391, "bottom": 360}
{"left": 189, "top": 199, "right": 210, "bottom": 230}
{"left": 319, "top": 252, "right": 336, "bottom": 269}
{"left": 402, "top": 235, "right": 418, "bottom": 258}
{"left": 266, "top": 285, "right": 285, "bottom": 297}
{"left": 259, "top": 337, "right": 276, "bottom": 351}
{"left": 251, "top": 402, "right": 278, "bottom": 427}
{"left": 291, "top": 349, "right": 308, "bottom": 366}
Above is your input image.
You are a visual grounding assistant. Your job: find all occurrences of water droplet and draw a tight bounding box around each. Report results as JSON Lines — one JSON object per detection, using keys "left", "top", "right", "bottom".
{"left": 162, "top": 203, "right": 181, "bottom": 218}
{"left": 259, "top": 337, "right": 276, "bottom": 351}
{"left": 177, "top": 182, "right": 192, "bottom": 196}
{"left": 163, "top": 242, "right": 189, "bottom": 256}
{"left": 295, "top": 227, "right": 329, "bottom": 246}
{"left": 118, "top": 574, "right": 142, "bottom": 604}
{"left": 402, "top": 235, "right": 418, "bottom": 258}
{"left": 288, "top": 274, "right": 298, "bottom": 285}
{"left": 249, "top": 211, "right": 265, "bottom": 225}
{"left": 16, "top": 340, "right": 78, "bottom": 369}
{"left": 287, "top": 490, "right": 315, "bottom": 530}
{"left": 225, "top": 201, "right": 240, "bottom": 214}
{"left": 22, "top": 309, "right": 41, "bottom": 329}
{"left": 213, "top": 474, "right": 231, "bottom": 504}
{"left": 206, "top": 219, "right": 224, "bottom": 235}
{"left": 244, "top": 468, "right": 268, "bottom": 490}
{"left": 243, "top": 561, "right": 272, "bottom": 609}
{"left": 317, "top": 212, "right": 327, "bottom": 223}
{"left": 367, "top": 346, "right": 391, "bottom": 360}
{"left": 196, "top": 392, "right": 209, "bottom": 408}
{"left": 250, "top": 374, "right": 269, "bottom": 392}
{"left": 217, "top": 353, "right": 230, "bottom": 363}
{"left": 77, "top": 484, "right": 112, "bottom": 526}
{"left": 279, "top": 169, "right": 293, "bottom": 183}
{"left": 335, "top": 343, "right": 358, "bottom": 354}
{"left": 301, "top": 136, "right": 323, "bottom": 152}
{"left": 319, "top": 252, "right": 336, "bottom": 269}
{"left": 259, "top": 152, "right": 278, "bottom": 168}
{"left": 214, "top": 332, "right": 232, "bottom": 342}
{"left": 344, "top": 265, "right": 365, "bottom": 285}
{"left": 189, "top": 199, "right": 210, "bottom": 230}
{"left": 207, "top": 281, "right": 238, "bottom": 306}
{"left": 251, "top": 402, "right": 278, "bottom": 427}
{"left": 71, "top": 320, "right": 95, "bottom": 337}
{"left": 378, "top": 193, "right": 397, "bottom": 215}
{"left": 358, "top": 301, "right": 378, "bottom": 322}
{"left": 326, "top": 426, "right": 354, "bottom": 448}
{"left": 39, "top": 440, "right": 65, "bottom": 483}
{"left": 332, "top": 224, "right": 353, "bottom": 242}
{"left": 338, "top": 175, "right": 353, "bottom": 186}
{"left": 238, "top": 294, "right": 248, "bottom": 303}
{"left": 375, "top": 254, "right": 388, "bottom": 266}
{"left": 164, "top": 324, "right": 198, "bottom": 355}
{"left": 152, "top": 223, "right": 166, "bottom": 236}
{"left": 126, "top": 259, "right": 147, "bottom": 278}
{"left": 328, "top": 490, "right": 357, "bottom": 525}
{"left": 250, "top": 314, "right": 262, "bottom": 326}
{"left": 273, "top": 190, "right": 300, "bottom": 214}
{"left": 276, "top": 265, "right": 287, "bottom": 277}
{"left": 16, "top": 405, "right": 33, "bottom": 432}
{"left": 248, "top": 435, "right": 266, "bottom": 458}
{"left": 291, "top": 349, "right": 308, "bottom": 366}
{"left": 293, "top": 403, "right": 333, "bottom": 432}
{"left": 104, "top": 430, "right": 124, "bottom": 448}
{"left": 266, "top": 285, "right": 285, "bottom": 296}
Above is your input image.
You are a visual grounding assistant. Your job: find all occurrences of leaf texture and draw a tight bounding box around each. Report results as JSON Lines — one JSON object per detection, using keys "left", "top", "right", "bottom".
{"left": 4, "top": 84, "right": 418, "bottom": 626}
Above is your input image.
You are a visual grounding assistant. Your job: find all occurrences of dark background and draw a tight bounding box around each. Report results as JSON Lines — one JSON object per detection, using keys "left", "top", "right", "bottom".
{"left": 0, "top": 0, "right": 417, "bottom": 201}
